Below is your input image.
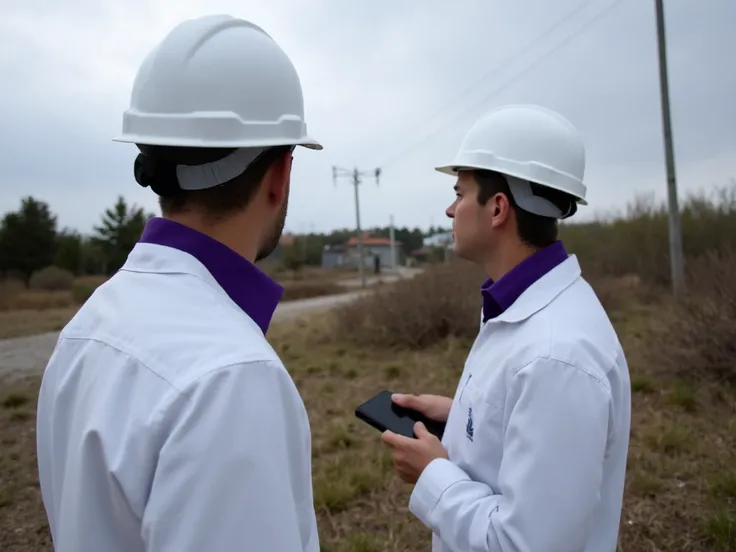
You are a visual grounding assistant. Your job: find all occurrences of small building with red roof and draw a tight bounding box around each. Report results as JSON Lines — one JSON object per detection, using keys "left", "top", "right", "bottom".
{"left": 323, "top": 232, "right": 405, "bottom": 270}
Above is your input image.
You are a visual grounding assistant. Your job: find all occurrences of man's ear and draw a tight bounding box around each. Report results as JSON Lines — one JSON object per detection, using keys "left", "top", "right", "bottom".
{"left": 263, "top": 152, "right": 292, "bottom": 206}
{"left": 490, "top": 192, "right": 512, "bottom": 228}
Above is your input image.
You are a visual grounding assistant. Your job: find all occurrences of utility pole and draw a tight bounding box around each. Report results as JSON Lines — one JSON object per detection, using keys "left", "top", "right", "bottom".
{"left": 333, "top": 165, "right": 381, "bottom": 288}
{"left": 299, "top": 222, "right": 307, "bottom": 264}
{"left": 654, "top": 0, "right": 685, "bottom": 295}
{"left": 389, "top": 215, "right": 397, "bottom": 271}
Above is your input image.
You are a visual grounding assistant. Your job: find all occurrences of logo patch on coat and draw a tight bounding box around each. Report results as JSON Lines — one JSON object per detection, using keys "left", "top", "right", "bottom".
{"left": 466, "top": 407, "right": 474, "bottom": 442}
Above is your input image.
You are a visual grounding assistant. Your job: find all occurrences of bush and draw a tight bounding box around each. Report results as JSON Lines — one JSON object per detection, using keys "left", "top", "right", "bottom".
{"left": 0, "top": 279, "right": 25, "bottom": 310}
{"left": 647, "top": 251, "right": 736, "bottom": 385}
{"left": 561, "top": 186, "right": 736, "bottom": 287}
{"left": 333, "top": 260, "right": 484, "bottom": 349}
{"left": 29, "top": 266, "right": 74, "bottom": 291}
{"left": 585, "top": 273, "right": 661, "bottom": 315}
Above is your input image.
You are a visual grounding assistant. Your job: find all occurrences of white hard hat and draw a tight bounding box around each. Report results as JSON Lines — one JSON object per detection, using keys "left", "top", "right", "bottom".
{"left": 114, "top": 14, "right": 321, "bottom": 152}
{"left": 436, "top": 104, "right": 586, "bottom": 218}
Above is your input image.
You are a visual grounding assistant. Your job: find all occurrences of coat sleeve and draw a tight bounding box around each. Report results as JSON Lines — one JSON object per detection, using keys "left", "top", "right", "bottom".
{"left": 141, "top": 360, "right": 317, "bottom": 552}
{"left": 409, "top": 357, "right": 612, "bottom": 552}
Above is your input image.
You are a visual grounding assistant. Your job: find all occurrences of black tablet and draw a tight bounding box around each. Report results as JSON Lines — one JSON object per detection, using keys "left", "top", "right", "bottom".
{"left": 355, "top": 389, "right": 446, "bottom": 439}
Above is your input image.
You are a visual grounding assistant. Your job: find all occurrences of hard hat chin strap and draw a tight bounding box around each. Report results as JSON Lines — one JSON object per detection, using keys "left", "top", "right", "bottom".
{"left": 176, "top": 147, "right": 270, "bottom": 191}
{"left": 505, "top": 175, "right": 574, "bottom": 220}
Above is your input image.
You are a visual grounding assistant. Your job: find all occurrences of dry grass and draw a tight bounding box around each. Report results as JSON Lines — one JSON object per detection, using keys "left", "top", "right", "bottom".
{"left": 2, "top": 287, "right": 735, "bottom": 551}
{"left": 0, "top": 272, "right": 351, "bottom": 339}
{"left": 2, "top": 190, "right": 736, "bottom": 550}
{"left": 0, "top": 377, "right": 53, "bottom": 550}
{"left": 280, "top": 280, "right": 348, "bottom": 302}
{"left": 0, "top": 277, "right": 96, "bottom": 339}
{"left": 0, "top": 279, "right": 86, "bottom": 313}
{"left": 0, "top": 309, "right": 77, "bottom": 340}
{"left": 259, "top": 262, "right": 357, "bottom": 282}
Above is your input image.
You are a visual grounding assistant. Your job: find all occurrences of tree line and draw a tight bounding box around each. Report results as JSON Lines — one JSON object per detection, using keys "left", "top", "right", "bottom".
{"left": 0, "top": 196, "right": 152, "bottom": 285}
{"left": 0, "top": 195, "right": 450, "bottom": 284}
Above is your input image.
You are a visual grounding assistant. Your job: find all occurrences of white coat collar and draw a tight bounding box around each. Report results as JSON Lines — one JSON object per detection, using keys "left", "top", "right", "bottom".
{"left": 489, "top": 254, "right": 582, "bottom": 325}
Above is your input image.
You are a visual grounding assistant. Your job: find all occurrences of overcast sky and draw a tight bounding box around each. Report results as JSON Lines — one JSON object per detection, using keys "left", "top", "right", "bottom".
{"left": 0, "top": 0, "right": 733, "bottom": 235}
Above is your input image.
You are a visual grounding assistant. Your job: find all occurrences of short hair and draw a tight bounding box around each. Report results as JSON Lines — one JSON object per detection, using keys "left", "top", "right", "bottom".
{"left": 473, "top": 170, "right": 576, "bottom": 249}
{"left": 135, "top": 144, "right": 292, "bottom": 222}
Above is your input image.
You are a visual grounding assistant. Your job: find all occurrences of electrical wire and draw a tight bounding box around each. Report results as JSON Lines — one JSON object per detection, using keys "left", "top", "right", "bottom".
{"left": 377, "top": 0, "right": 626, "bottom": 170}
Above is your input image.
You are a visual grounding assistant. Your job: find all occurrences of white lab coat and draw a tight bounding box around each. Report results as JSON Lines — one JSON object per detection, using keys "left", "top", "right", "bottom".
{"left": 409, "top": 255, "right": 631, "bottom": 552}
{"left": 36, "top": 242, "right": 319, "bottom": 552}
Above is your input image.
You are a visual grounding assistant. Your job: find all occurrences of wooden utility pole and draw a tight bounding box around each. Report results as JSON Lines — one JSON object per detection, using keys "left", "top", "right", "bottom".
{"left": 654, "top": 0, "right": 685, "bottom": 294}
{"left": 389, "top": 214, "right": 397, "bottom": 270}
{"left": 332, "top": 166, "right": 381, "bottom": 288}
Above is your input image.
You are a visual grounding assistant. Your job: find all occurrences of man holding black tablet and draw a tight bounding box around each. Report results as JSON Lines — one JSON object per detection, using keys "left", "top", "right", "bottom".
{"left": 379, "top": 105, "right": 631, "bottom": 552}
{"left": 36, "top": 15, "right": 322, "bottom": 552}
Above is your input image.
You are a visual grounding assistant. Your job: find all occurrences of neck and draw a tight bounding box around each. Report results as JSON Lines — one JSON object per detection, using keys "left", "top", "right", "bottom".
{"left": 482, "top": 240, "right": 537, "bottom": 282}
{"left": 165, "top": 212, "right": 259, "bottom": 262}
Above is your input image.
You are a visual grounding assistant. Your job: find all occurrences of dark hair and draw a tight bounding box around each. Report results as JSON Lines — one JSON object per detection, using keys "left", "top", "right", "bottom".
{"left": 474, "top": 170, "right": 576, "bottom": 249}
{"left": 134, "top": 144, "right": 292, "bottom": 222}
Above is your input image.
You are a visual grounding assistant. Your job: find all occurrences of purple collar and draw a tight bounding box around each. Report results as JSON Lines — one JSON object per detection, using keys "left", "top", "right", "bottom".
{"left": 139, "top": 217, "right": 283, "bottom": 333}
{"left": 482, "top": 241, "right": 568, "bottom": 322}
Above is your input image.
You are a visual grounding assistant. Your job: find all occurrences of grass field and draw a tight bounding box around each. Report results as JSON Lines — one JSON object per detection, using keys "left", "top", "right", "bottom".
{"left": 1, "top": 190, "right": 735, "bottom": 551}
{"left": 1, "top": 272, "right": 734, "bottom": 551}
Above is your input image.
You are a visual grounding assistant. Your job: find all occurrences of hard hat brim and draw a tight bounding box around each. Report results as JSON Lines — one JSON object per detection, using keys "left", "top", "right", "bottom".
{"left": 434, "top": 163, "right": 588, "bottom": 206}
{"left": 113, "top": 134, "right": 323, "bottom": 151}
{"left": 299, "top": 140, "right": 323, "bottom": 151}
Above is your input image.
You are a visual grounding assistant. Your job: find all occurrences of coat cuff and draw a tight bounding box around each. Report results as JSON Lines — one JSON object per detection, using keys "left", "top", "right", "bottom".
{"left": 409, "top": 458, "right": 471, "bottom": 527}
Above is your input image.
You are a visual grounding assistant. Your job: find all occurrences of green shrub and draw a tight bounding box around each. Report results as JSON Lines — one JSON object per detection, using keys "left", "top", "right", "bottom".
{"left": 29, "top": 266, "right": 74, "bottom": 291}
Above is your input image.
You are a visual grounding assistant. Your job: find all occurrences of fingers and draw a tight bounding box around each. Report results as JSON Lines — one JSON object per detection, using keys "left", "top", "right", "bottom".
{"left": 414, "top": 421, "right": 441, "bottom": 443}
{"left": 413, "top": 421, "right": 430, "bottom": 439}
{"left": 392, "top": 393, "right": 419, "bottom": 409}
{"left": 381, "top": 430, "right": 406, "bottom": 448}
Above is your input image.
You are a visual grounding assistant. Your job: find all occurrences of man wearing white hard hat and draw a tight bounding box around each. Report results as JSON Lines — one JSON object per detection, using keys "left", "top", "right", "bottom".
{"left": 36, "top": 15, "right": 322, "bottom": 552}
{"left": 381, "top": 104, "right": 631, "bottom": 552}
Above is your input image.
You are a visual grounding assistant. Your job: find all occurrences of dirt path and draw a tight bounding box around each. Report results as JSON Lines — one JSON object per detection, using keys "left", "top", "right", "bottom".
{"left": 0, "top": 290, "right": 366, "bottom": 382}
{"left": 336, "top": 267, "right": 423, "bottom": 288}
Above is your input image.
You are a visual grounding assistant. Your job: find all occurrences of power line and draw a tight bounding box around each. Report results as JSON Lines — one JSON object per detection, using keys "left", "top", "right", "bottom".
{"left": 374, "top": 0, "right": 597, "bottom": 166}
{"left": 378, "top": 0, "right": 626, "bottom": 170}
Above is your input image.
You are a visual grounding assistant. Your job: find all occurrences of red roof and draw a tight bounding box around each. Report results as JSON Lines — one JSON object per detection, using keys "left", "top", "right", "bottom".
{"left": 346, "top": 232, "right": 402, "bottom": 247}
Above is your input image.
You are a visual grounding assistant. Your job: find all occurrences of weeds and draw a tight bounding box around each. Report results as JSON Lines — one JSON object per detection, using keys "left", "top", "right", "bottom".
{"left": 1, "top": 392, "right": 31, "bottom": 410}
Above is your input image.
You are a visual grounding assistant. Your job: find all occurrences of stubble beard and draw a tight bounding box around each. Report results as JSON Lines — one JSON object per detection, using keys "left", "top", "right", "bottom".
{"left": 255, "top": 198, "right": 288, "bottom": 263}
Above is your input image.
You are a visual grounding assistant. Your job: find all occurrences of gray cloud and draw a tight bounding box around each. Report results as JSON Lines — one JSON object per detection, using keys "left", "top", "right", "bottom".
{"left": 0, "top": 0, "right": 734, "bottom": 234}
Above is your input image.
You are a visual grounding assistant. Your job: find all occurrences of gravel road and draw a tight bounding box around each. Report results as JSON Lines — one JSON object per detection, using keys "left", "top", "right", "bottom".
{"left": 0, "top": 290, "right": 366, "bottom": 382}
